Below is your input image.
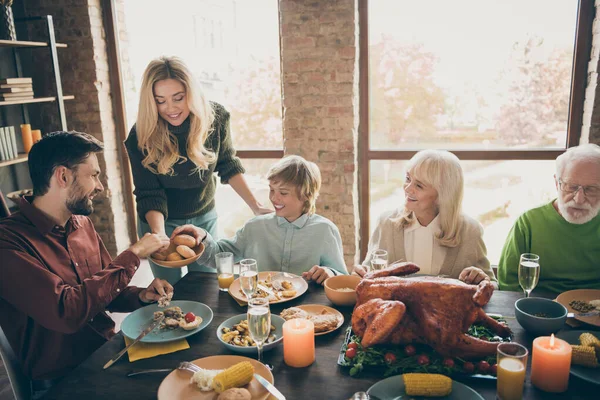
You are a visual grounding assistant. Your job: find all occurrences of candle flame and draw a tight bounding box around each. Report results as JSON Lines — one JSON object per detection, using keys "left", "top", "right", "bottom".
{"left": 550, "top": 333, "right": 555, "bottom": 348}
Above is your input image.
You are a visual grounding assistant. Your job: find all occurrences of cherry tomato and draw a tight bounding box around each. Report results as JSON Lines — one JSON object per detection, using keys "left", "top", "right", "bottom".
{"left": 463, "top": 362, "right": 475, "bottom": 374}
{"left": 347, "top": 343, "right": 359, "bottom": 351}
{"left": 384, "top": 353, "right": 397, "bottom": 365}
{"left": 489, "top": 364, "right": 497, "bottom": 376}
{"left": 345, "top": 348, "right": 357, "bottom": 359}
{"left": 404, "top": 344, "right": 417, "bottom": 356}
{"left": 416, "top": 354, "right": 430, "bottom": 366}
{"left": 477, "top": 361, "right": 490, "bottom": 373}
{"left": 442, "top": 358, "right": 455, "bottom": 368}
{"left": 184, "top": 312, "right": 196, "bottom": 323}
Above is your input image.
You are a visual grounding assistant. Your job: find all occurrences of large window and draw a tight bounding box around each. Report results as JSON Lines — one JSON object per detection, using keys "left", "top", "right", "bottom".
{"left": 122, "top": 0, "right": 283, "bottom": 237}
{"left": 361, "top": 0, "right": 593, "bottom": 263}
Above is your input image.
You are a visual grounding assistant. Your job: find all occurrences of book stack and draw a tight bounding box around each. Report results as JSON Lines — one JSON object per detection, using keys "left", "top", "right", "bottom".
{"left": 0, "top": 126, "right": 19, "bottom": 161}
{"left": 0, "top": 78, "right": 34, "bottom": 102}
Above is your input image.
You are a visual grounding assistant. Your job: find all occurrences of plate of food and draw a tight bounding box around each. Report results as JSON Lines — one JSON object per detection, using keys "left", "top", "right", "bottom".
{"left": 157, "top": 355, "right": 273, "bottom": 400}
{"left": 556, "top": 289, "right": 600, "bottom": 327}
{"left": 280, "top": 304, "right": 344, "bottom": 335}
{"left": 121, "top": 300, "right": 213, "bottom": 343}
{"left": 556, "top": 330, "right": 600, "bottom": 384}
{"left": 228, "top": 271, "right": 309, "bottom": 304}
{"left": 217, "top": 314, "right": 285, "bottom": 354}
{"left": 150, "top": 234, "right": 205, "bottom": 268}
{"left": 367, "top": 373, "right": 484, "bottom": 400}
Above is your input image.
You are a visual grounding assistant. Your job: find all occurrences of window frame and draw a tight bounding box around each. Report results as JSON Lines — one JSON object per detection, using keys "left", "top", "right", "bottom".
{"left": 358, "top": 0, "right": 595, "bottom": 261}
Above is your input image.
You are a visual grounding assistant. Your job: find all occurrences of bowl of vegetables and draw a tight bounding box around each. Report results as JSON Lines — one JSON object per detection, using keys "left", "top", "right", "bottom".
{"left": 217, "top": 314, "right": 285, "bottom": 355}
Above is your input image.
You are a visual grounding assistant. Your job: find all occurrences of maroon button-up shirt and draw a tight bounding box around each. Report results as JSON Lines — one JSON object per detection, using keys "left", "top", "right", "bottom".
{"left": 0, "top": 197, "right": 144, "bottom": 380}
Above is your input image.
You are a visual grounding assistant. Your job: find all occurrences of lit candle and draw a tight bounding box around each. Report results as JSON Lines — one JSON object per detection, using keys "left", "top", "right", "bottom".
{"left": 20, "top": 124, "right": 32, "bottom": 153}
{"left": 283, "top": 318, "right": 314, "bottom": 367}
{"left": 531, "top": 334, "right": 572, "bottom": 392}
{"left": 31, "top": 129, "right": 42, "bottom": 143}
{"left": 497, "top": 357, "right": 526, "bottom": 400}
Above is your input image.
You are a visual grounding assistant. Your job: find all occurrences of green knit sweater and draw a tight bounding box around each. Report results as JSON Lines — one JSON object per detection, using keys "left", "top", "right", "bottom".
{"left": 498, "top": 201, "right": 600, "bottom": 294}
{"left": 124, "top": 102, "right": 245, "bottom": 222}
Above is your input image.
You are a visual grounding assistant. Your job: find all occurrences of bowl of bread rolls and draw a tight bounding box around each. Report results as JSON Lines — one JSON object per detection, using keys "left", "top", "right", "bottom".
{"left": 150, "top": 233, "right": 205, "bottom": 268}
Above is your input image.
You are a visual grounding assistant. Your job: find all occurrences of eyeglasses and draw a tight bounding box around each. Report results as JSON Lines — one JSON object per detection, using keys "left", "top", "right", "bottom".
{"left": 558, "top": 180, "right": 600, "bottom": 198}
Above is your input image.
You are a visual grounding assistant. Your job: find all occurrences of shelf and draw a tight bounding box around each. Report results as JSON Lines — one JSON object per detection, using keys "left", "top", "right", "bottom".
{"left": 0, "top": 39, "right": 67, "bottom": 48}
{"left": 0, "top": 154, "right": 28, "bottom": 168}
{"left": 0, "top": 95, "right": 74, "bottom": 106}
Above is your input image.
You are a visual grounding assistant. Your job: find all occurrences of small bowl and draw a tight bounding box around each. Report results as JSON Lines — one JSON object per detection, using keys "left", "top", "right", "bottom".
{"left": 216, "top": 314, "right": 285, "bottom": 355}
{"left": 323, "top": 275, "right": 362, "bottom": 307}
{"left": 514, "top": 297, "right": 568, "bottom": 336}
{"left": 150, "top": 242, "right": 205, "bottom": 268}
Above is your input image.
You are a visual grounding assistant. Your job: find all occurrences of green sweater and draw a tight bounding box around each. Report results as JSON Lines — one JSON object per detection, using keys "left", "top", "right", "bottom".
{"left": 124, "top": 102, "right": 245, "bottom": 222}
{"left": 498, "top": 201, "right": 600, "bottom": 294}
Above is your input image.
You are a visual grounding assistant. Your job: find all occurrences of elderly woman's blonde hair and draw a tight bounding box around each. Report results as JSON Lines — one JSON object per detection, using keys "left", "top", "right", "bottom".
{"left": 136, "top": 56, "right": 216, "bottom": 175}
{"left": 267, "top": 155, "right": 322, "bottom": 215}
{"left": 395, "top": 149, "right": 464, "bottom": 247}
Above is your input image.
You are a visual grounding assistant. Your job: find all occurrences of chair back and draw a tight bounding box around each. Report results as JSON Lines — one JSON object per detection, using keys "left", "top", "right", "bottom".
{"left": 0, "top": 324, "right": 31, "bottom": 400}
{"left": 0, "top": 189, "right": 10, "bottom": 218}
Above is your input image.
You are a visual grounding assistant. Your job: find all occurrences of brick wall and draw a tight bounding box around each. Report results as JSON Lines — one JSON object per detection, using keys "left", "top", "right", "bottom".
{"left": 279, "top": 0, "right": 360, "bottom": 267}
{"left": 21, "top": 0, "right": 131, "bottom": 256}
{"left": 582, "top": 0, "right": 600, "bottom": 145}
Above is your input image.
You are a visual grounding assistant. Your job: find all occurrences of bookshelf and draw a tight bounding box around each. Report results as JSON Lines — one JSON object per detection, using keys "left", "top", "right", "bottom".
{"left": 0, "top": 39, "right": 67, "bottom": 49}
{"left": 0, "top": 154, "right": 27, "bottom": 168}
{"left": 0, "top": 95, "right": 74, "bottom": 106}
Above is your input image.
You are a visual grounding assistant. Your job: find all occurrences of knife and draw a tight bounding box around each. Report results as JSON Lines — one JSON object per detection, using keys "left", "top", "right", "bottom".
{"left": 254, "top": 373, "right": 286, "bottom": 400}
{"left": 568, "top": 311, "right": 600, "bottom": 318}
{"left": 103, "top": 315, "right": 165, "bottom": 369}
{"left": 257, "top": 283, "right": 277, "bottom": 298}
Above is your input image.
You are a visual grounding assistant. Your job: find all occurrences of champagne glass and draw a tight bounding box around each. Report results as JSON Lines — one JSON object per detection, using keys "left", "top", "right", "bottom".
{"left": 240, "top": 258, "right": 258, "bottom": 298}
{"left": 518, "top": 253, "right": 540, "bottom": 298}
{"left": 247, "top": 296, "right": 271, "bottom": 366}
{"left": 370, "top": 249, "right": 388, "bottom": 271}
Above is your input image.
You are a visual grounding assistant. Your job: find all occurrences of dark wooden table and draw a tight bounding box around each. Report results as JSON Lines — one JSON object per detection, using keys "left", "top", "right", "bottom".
{"left": 42, "top": 273, "right": 599, "bottom": 399}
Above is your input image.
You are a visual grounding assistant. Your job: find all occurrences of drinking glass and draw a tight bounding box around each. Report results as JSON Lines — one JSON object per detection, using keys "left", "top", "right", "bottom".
{"left": 518, "top": 253, "right": 540, "bottom": 298}
{"left": 370, "top": 249, "right": 388, "bottom": 271}
{"left": 240, "top": 258, "right": 258, "bottom": 298}
{"left": 215, "top": 252, "right": 234, "bottom": 292}
{"left": 247, "top": 296, "right": 271, "bottom": 365}
{"left": 497, "top": 342, "right": 528, "bottom": 400}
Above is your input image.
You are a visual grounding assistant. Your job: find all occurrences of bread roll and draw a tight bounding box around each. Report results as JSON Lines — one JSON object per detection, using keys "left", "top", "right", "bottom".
{"left": 173, "top": 234, "right": 196, "bottom": 248}
{"left": 166, "top": 252, "right": 184, "bottom": 261}
{"left": 176, "top": 245, "right": 196, "bottom": 259}
{"left": 217, "top": 388, "right": 251, "bottom": 400}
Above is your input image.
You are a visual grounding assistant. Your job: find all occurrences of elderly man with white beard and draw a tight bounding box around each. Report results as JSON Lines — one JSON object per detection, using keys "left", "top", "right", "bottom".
{"left": 498, "top": 143, "right": 600, "bottom": 294}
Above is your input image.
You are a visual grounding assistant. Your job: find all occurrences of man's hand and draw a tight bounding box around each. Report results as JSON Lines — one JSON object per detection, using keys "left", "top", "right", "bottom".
{"left": 139, "top": 278, "right": 174, "bottom": 303}
{"left": 252, "top": 203, "right": 274, "bottom": 216}
{"left": 129, "top": 233, "right": 170, "bottom": 258}
{"left": 302, "top": 265, "right": 334, "bottom": 285}
{"left": 459, "top": 266, "right": 490, "bottom": 285}
{"left": 352, "top": 265, "right": 367, "bottom": 278}
{"left": 171, "top": 224, "right": 207, "bottom": 246}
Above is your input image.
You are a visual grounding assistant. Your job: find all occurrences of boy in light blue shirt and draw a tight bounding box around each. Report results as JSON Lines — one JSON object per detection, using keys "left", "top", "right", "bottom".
{"left": 173, "top": 155, "right": 348, "bottom": 284}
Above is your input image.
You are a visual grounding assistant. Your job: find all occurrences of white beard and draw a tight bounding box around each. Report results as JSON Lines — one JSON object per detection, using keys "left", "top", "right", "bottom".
{"left": 557, "top": 197, "right": 600, "bottom": 224}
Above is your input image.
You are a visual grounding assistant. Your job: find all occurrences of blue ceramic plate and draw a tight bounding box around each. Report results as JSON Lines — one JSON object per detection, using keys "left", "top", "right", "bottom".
{"left": 367, "top": 374, "right": 484, "bottom": 400}
{"left": 556, "top": 330, "right": 600, "bottom": 385}
{"left": 121, "top": 300, "right": 213, "bottom": 343}
{"left": 216, "top": 314, "right": 285, "bottom": 355}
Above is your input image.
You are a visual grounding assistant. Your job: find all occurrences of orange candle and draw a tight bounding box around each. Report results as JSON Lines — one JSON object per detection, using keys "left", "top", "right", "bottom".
{"left": 31, "top": 129, "right": 42, "bottom": 143}
{"left": 20, "top": 124, "right": 33, "bottom": 153}
{"left": 531, "top": 334, "right": 572, "bottom": 392}
{"left": 283, "top": 318, "right": 315, "bottom": 367}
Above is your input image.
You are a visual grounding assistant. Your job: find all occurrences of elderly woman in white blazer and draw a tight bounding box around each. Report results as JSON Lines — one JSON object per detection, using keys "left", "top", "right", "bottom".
{"left": 354, "top": 150, "right": 496, "bottom": 286}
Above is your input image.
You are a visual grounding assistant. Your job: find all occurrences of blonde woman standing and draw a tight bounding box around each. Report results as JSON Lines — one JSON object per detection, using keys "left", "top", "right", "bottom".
{"left": 125, "top": 56, "right": 271, "bottom": 284}
{"left": 354, "top": 150, "right": 496, "bottom": 286}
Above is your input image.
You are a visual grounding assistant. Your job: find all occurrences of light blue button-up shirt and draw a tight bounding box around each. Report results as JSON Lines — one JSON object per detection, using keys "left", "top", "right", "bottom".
{"left": 198, "top": 213, "right": 348, "bottom": 275}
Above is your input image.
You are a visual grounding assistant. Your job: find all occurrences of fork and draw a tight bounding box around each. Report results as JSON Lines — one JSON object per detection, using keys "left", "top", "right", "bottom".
{"left": 126, "top": 361, "right": 200, "bottom": 377}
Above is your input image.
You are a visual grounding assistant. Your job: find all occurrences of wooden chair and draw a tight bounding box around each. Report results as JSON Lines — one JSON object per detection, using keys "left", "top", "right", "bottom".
{"left": 0, "top": 324, "right": 31, "bottom": 400}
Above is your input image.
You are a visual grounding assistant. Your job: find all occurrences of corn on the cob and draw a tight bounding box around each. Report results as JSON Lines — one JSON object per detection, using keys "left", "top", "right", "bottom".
{"left": 403, "top": 373, "right": 452, "bottom": 397}
{"left": 579, "top": 332, "right": 600, "bottom": 350}
{"left": 571, "top": 345, "right": 599, "bottom": 368}
{"left": 212, "top": 361, "right": 254, "bottom": 393}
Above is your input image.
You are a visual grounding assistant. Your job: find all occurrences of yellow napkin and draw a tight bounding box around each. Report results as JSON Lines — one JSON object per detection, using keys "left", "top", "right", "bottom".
{"left": 229, "top": 289, "right": 247, "bottom": 306}
{"left": 124, "top": 336, "right": 190, "bottom": 362}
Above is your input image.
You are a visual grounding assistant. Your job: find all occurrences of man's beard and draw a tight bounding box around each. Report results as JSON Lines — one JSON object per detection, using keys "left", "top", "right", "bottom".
{"left": 66, "top": 190, "right": 97, "bottom": 215}
{"left": 557, "top": 197, "right": 600, "bottom": 224}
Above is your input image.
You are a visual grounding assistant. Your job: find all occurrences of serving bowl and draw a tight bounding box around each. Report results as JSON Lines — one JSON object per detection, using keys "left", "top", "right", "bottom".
{"left": 514, "top": 297, "right": 568, "bottom": 336}
{"left": 324, "top": 275, "right": 362, "bottom": 307}
{"left": 149, "top": 242, "right": 205, "bottom": 268}
{"left": 216, "top": 314, "right": 285, "bottom": 355}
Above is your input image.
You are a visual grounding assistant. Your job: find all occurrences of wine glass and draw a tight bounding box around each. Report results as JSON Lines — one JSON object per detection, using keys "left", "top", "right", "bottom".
{"left": 518, "top": 253, "right": 540, "bottom": 298}
{"left": 370, "top": 249, "right": 388, "bottom": 271}
{"left": 240, "top": 258, "right": 258, "bottom": 298}
{"left": 247, "top": 296, "right": 271, "bottom": 366}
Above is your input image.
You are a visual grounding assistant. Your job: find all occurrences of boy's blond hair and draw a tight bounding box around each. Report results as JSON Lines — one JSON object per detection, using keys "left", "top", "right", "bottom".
{"left": 267, "top": 155, "right": 321, "bottom": 215}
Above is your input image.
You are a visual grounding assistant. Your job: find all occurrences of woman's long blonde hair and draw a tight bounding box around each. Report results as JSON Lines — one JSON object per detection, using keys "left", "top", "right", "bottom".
{"left": 136, "top": 56, "right": 216, "bottom": 175}
{"left": 395, "top": 150, "right": 464, "bottom": 247}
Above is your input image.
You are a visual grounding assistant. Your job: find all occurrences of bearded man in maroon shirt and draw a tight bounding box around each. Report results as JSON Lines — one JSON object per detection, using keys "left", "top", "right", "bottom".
{"left": 0, "top": 131, "right": 172, "bottom": 393}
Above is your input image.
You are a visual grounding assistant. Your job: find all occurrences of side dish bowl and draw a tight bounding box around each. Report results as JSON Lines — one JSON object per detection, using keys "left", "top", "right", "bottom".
{"left": 324, "top": 275, "right": 362, "bottom": 307}
{"left": 514, "top": 297, "right": 568, "bottom": 336}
